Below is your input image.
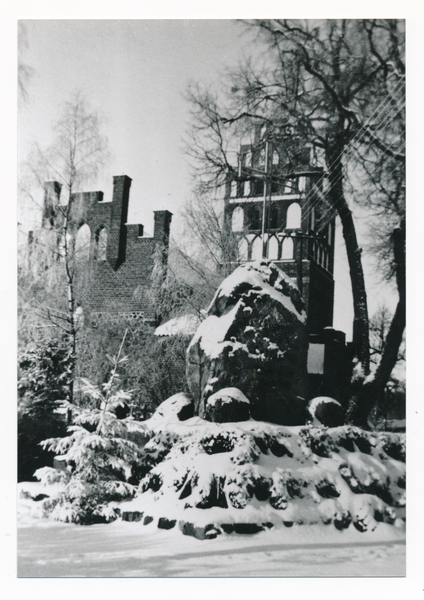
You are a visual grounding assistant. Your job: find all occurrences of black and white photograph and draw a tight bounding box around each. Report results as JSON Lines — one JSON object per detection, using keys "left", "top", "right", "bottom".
{"left": 12, "top": 12, "right": 414, "bottom": 584}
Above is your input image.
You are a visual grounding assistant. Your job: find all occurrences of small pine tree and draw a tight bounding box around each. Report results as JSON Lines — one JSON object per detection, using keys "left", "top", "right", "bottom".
{"left": 36, "top": 331, "right": 149, "bottom": 524}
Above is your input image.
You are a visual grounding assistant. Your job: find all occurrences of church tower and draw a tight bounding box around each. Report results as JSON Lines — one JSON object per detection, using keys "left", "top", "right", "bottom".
{"left": 224, "top": 127, "right": 336, "bottom": 335}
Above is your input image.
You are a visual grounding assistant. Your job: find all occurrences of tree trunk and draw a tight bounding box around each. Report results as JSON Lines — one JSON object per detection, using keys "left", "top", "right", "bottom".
{"left": 326, "top": 144, "right": 370, "bottom": 375}
{"left": 360, "top": 223, "right": 405, "bottom": 424}
{"left": 62, "top": 194, "right": 77, "bottom": 408}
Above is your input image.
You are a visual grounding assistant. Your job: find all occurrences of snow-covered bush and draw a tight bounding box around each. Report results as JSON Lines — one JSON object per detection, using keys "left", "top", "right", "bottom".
{"left": 115, "top": 407, "right": 405, "bottom": 536}
{"left": 18, "top": 336, "right": 71, "bottom": 481}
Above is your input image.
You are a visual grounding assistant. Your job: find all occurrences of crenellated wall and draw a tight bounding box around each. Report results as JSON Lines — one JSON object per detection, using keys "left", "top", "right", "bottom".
{"left": 31, "top": 175, "right": 172, "bottom": 324}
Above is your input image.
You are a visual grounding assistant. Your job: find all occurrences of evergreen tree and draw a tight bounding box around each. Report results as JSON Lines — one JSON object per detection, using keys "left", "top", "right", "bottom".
{"left": 36, "top": 332, "right": 149, "bottom": 524}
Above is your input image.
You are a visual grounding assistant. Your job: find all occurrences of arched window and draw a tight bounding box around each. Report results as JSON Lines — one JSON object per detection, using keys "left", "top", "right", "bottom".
{"left": 245, "top": 152, "right": 252, "bottom": 167}
{"left": 310, "top": 206, "right": 315, "bottom": 230}
{"left": 312, "top": 240, "right": 318, "bottom": 261}
{"left": 286, "top": 203, "right": 301, "bottom": 229}
{"left": 75, "top": 223, "right": 91, "bottom": 262}
{"left": 268, "top": 235, "right": 279, "bottom": 260}
{"left": 251, "top": 236, "right": 263, "bottom": 260}
{"left": 243, "top": 181, "right": 251, "bottom": 196}
{"left": 238, "top": 237, "right": 248, "bottom": 261}
{"left": 248, "top": 206, "right": 261, "bottom": 230}
{"left": 95, "top": 227, "right": 108, "bottom": 261}
{"left": 231, "top": 207, "right": 244, "bottom": 232}
{"left": 327, "top": 221, "right": 333, "bottom": 245}
{"left": 255, "top": 180, "right": 264, "bottom": 196}
{"left": 298, "top": 177, "right": 306, "bottom": 193}
{"left": 284, "top": 180, "right": 295, "bottom": 194}
{"left": 269, "top": 204, "right": 279, "bottom": 229}
{"left": 230, "top": 180, "right": 238, "bottom": 197}
{"left": 258, "top": 148, "right": 266, "bottom": 167}
{"left": 281, "top": 237, "right": 294, "bottom": 259}
{"left": 323, "top": 249, "right": 329, "bottom": 271}
{"left": 272, "top": 150, "right": 280, "bottom": 165}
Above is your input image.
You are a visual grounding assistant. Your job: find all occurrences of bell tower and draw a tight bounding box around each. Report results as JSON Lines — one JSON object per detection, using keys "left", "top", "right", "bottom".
{"left": 224, "top": 129, "right": 336, "bottom": 335}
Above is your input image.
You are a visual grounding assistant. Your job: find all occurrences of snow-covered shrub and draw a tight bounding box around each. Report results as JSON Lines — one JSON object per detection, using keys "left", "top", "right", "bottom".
{"left": 376, "top": 432, "right": 405, "bottom": 462}
{"left": 335, "top": 426, "right": 374, "bottom": 454}
{"left": 315, "top": 478, "right": 341, "bottom": 499}
{"left": 299, "top": 424, "right": 336, "bottom": 457}
{"left": 334, "top": 510, "right": 352, "bottom": 530}
{"left": 308, "top": 397, "right": 344, "bottom": 427}
{"left": 18, "top": 336, "right": 71, "bottom": 481}
{"left": 201, "top": 431, "right": 235, "bottom": 454}
{"left": 38, "top": 336, "right": 149, "bottom": 524}
{"left": 34, "top": 466, "right": 71, "bottom": 486}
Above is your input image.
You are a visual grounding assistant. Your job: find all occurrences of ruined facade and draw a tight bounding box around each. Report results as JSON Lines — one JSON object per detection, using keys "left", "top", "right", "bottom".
{"left": 30, "top": 175, "right": 172, "bottom": 324}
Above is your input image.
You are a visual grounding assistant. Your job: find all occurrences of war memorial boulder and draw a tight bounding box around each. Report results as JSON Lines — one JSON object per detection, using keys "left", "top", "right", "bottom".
{"left": 186, "top": 260, "right": 309, "bottom": 425}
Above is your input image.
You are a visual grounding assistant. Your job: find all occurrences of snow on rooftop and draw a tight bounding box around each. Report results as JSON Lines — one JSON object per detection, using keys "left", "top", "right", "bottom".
{"left": 154, "top": 314, "right": 201, "bottom": 337}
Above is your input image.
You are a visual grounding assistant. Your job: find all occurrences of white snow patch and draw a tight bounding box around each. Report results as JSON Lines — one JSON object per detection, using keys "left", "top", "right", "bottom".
{"left": 154, "top": 314, "right": 200, "bottom": 337}
{"left": 309, "top": 396, "right": 341, "bottom": 412}
{"left": 190, "top": 302, "right": 243, "bottom": 359}
{"left": 213, "top": 261, "right": 307, "bottom": 323}
{"left": 143, "top": 392, "right": 193, "bottom": 429}
{"left": 207, "top": 387, "right": 250, "bottom": 406}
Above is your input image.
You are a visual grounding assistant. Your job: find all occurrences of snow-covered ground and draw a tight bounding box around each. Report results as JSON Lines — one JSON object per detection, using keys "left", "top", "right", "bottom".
{"left": 17, "top": 395, "right": 407, "bottom": 579}
{"left": 18, "top": 515, "right": 405, "bottom": 578}
{"left": 18, "top": 484, "right": 405, "bottom": 578}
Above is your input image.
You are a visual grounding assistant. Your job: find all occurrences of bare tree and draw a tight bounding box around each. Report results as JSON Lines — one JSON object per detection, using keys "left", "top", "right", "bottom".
{"left": 185, "top": 19, "right": 405, "bottom": 427}
{"left": 150, "top": 185, "right": 246, "bottom": 325}
{"left": 18, "top": 22, "right": 35, "bottom": 104}
{"left": 19, "top": 91, "right": 110, "bottom": 404}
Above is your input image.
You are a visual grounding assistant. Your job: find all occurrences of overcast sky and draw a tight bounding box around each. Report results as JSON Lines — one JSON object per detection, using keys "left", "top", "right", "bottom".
{"left": 18, "top": 20, "right": 254, "bottom": 232}
{"left": 18, "top": 18, "right": 406, "bottom": 339}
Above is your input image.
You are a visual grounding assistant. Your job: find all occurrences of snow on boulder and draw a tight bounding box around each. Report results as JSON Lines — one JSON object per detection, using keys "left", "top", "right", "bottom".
{"left": 186, "top": 260, "right": 309, "bottom": 425}
{"left": 308, "top": 397, "right": 344, "bottom": 427}
{"left": 144, "top": 393, "right": 194, "bottom": 429}
{"left": 205, "top": 387, "right": 251, "bottom": 423}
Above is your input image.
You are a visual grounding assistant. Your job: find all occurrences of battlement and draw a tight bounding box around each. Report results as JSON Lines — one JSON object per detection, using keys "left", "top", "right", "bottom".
{"left": 34, "top": 175, "right": 172, "bottom": 323}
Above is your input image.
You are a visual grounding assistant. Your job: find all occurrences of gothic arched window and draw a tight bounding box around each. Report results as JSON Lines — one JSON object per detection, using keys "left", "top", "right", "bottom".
{"left": 248, "top": 206, "right": 261, "bottom": 231}
{"left": 281, "top": 237, "right": 294, "bottom": 259}
{"left": 230, "top": 180, "right": 238, "bottom": 197}
{"left": 268, "top": 235, "right": 279, "bottom": 260}
{"left": 286, "top": 202, "right": 301, "bottom": 229}
{"left": 75, "top": 223, "right": 91, "bottom": 262}
{"left": 251, "top": 236, "right": 263, "bottom": 260}
{"left": 269, "top": 204, "right": 279, "bottom": 229}
{"left": 231, "top": 207, "right": 244, "bottom": 232}
{"left": 238, "top": 237, "right": 248, "bottom": 261}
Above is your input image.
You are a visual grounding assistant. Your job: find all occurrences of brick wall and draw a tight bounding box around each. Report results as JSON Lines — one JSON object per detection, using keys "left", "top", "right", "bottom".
{"left": 34, "top": 175, "right": 172, "bottom": 324}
